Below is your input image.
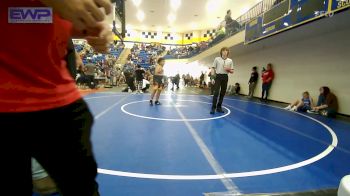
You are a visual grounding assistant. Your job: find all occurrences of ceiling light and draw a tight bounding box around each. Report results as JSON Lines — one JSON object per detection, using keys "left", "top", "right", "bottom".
{"left": 132, "top": 0, "right": 142, "bottom": 7}
{"left": 170, "top": 0, "right": 181, "bottom": 10}
{"left": 167, "top": 13, "right": 176, "bottom": 23}
{"left": 190, "top": 22, "right": 198, "bottom": 29}
{"left": 137, "top": 10, "right": 145, "bottom": 22}
{"left": 206, "top": 0, "right": 219, "bottom": 12}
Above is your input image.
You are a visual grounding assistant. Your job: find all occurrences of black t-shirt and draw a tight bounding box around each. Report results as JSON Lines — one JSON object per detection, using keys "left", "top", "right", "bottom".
{"left": 249, "top": 72, "right": 258, "bottom": 83}
{"left": 135, "top": 69, "right": 145, "bottom": 81}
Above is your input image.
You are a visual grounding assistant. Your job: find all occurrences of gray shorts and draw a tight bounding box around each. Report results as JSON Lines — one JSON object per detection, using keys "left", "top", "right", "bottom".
{"left": 153, "top": 75, "right": 164, "bottom": 86}
{"left": 32, "top": 158, "right": 48, "bottom": 180}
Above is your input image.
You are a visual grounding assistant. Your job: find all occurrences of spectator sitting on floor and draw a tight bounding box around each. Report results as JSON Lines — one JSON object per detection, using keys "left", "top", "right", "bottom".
{"left": 309, "top": 86, "right": 338, "bottom": 117}
{"left": 123, "top": 72, "right": 136, "bottom": 92}
{"left": 233, "top": 83, "right": 241, "bottom": 95}
{"left": 284, "top": 91, "right": 315, "bottom": 112}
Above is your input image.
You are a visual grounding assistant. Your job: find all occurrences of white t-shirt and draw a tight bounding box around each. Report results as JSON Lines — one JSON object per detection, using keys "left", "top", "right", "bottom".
{"left": 212, "top": 57, "right": 234, "bottom": 74}
{"left": 142, "top": 79, "right": 150, "bottom": 88}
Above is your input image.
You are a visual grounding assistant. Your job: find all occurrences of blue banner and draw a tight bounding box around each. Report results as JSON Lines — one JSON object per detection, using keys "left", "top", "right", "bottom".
{"left": 244, "top": 0, "right": 344, "bottom": 44}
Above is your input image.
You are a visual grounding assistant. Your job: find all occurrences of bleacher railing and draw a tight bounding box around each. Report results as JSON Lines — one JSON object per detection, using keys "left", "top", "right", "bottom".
{"left": 236, "top": 0, "right": 277, "bottom": 25}
{"left": 182, "top": 0, "right": 286, "bottom": 59}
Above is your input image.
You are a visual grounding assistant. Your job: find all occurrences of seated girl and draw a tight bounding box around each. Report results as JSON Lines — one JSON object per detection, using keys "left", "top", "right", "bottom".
{"left": 284, "top": 91, "right": 314, "bottom": 112}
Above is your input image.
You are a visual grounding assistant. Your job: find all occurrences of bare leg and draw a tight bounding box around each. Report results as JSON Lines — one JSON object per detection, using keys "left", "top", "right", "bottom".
{"left": 150, "top": 86, "right": 157, "bottom": 100}
{"left": 155, "top": 89, "right": 162, "bottom": 101}
{"left": 296, "top": 102, "right": 304, "bottom": 108}
{"left": 290, "top": 100, "right": 300, "bottom": 107}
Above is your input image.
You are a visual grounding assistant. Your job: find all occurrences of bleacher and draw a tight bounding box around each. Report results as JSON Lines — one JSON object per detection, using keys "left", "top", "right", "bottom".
{"left": 74, "top": 43, "right": 124, "bottom": 65}
{"left": 133, "top": 50, "right": 151, "bottom": 69}
{"left": 110, "top": 47, "right": 124, "bottom": 58}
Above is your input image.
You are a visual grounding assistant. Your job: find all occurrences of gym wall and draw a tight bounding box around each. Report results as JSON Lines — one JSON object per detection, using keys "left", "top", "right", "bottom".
{"left": 197, "top": 15, "right": 350, "bottom": 115}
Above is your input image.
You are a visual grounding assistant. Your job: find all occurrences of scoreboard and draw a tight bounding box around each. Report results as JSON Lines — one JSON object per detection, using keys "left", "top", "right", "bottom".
{"left": 332, "top": 0, "right": 350, "bottom": 11}
{"left": 245, "top": 0, "right": 350, "bottom": 44}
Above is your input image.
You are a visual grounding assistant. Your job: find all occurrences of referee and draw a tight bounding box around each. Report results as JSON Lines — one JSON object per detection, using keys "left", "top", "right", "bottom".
{"left": 210, "top": 47, "right": 234, "bottom": 114}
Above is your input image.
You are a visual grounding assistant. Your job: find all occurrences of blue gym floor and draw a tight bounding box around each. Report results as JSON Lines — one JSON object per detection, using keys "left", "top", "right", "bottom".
{"left": 84, "top": 92, "right": 350, "bottom": 196}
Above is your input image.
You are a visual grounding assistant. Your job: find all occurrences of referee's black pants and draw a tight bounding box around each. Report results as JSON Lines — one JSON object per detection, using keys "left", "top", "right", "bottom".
{"left": 212, "top": 74, "right": 228, "bottom": 109}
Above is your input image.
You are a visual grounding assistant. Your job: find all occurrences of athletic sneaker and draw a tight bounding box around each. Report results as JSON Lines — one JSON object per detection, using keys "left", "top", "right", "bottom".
{"left": 291, "top": 106, "right": 298, "bottom": 112}
{"left": 155, "top": 101, "right": 161, "bottom": 105}
{"left": 284, "top": 105, "right": 292, "bottom": 110}
{"left": 210, "top": 108, "right": 215, "bottom": 115}
{"left": 216, "top": 108, "right": 225, "bottom": 113}
{"left": 150, "top": 100, "right": 153, "bottom": 106}
{"left": 307, "top": 110, "right": 318, "bottom": 114}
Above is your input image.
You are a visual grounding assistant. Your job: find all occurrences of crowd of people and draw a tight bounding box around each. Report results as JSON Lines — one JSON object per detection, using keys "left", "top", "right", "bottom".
{"left": 165, "top": 42, "right": 209, "bottom": 59}
{"left": 128, "top": 42, "right": 165, "bottom": 66}
{"left": 73, "top": 40, "right": 340, "bottom": 119}
{"left": 120, "top": 43, "right": 166, "bottom": 93}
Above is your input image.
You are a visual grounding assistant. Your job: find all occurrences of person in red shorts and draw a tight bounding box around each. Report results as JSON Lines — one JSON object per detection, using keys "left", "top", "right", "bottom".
{"left": 0, "top": 0, "right": 113, "bottom": 195}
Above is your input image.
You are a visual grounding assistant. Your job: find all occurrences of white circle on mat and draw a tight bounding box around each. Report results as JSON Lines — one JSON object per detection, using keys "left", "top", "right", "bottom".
{"left": 121, "top": 99, "right": 231, "bottom": 122}
{"left": 97, "top": 97, "right": 338, "bottom": 180}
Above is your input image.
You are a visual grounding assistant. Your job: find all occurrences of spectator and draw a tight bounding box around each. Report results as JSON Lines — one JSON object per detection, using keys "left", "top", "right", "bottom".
{"left": 261, "top": 63, "right": 275, "bottom": 102}
{"left": 284, "top": 91, "right": 315, "bottom": 112}
{"left": 208, "top": 70, "right": 216, "bottom": 95}
{"left": 209, "top": 25, "right": 226, "bottom": 47}
{"left": 203, "top": 72, "right": 208, "bottom": 87}
{"left": 225, "top": 10, "right": 241, "bottom": 36}
{"left": 199, "top": 72, "right": 205, "bottom": 88}
{"left": 85, "top": 60, "right": 97, "bottom": 89}
{"left": 171, "top": 74, "right": 180, "bottom": 91}
{"left": 248, "top": 66, "right": 259, "bottom": 98}
{"left": 310, "top": 87, "right": 338, "bottom": 117}
{"left": 233, "top": 83, "right": 241, "bottom": 95}
{"left": 135, "top": 65, "right": 145, "bottom": 93}
{"left": 123, "top": 72, "right": 136, "bottom": 92}
{"left": 185, "top": 74, "right": 191, "bottom": 87}
{"left": 118, "top": 72, "right": 126, "bottom": 86}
